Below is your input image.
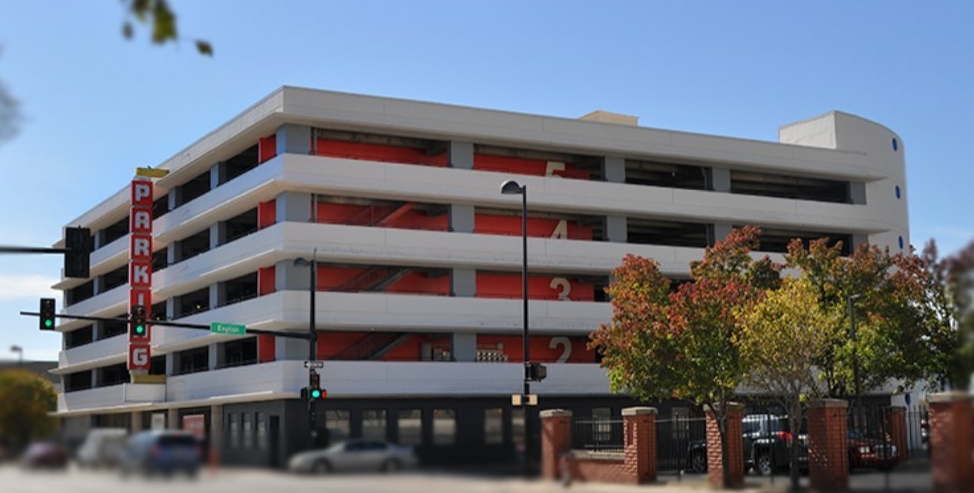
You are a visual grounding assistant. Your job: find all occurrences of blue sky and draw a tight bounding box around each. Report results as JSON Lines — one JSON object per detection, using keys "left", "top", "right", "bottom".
{"left": 0, "top": 1, "right": 971, "bottom": 362}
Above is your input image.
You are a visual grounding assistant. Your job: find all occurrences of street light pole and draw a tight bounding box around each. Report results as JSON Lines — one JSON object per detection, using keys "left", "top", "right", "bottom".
{"left": 501, "top": 179, "right": 531, "bottom": 478}
{"left": 848, "top": 294, "right": 863, "bottom": 424}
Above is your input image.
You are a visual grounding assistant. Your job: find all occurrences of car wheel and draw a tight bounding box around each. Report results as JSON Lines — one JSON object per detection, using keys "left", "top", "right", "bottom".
{"left": 755, "top": 454, "right": 774, "bottom": 476}
{"left": 313, "top": 459, "right": 332, "bottom": 474}
{"left": 689, "top": 452, "right": 707, "bottom": 474}
{"left": 381, "top": 459, "right": 401, "bottom": 473}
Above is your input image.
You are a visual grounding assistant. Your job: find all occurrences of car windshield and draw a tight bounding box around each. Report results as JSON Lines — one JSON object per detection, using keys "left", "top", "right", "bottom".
{"left": 159, "top": 435, "right": 198, "bottom": 447}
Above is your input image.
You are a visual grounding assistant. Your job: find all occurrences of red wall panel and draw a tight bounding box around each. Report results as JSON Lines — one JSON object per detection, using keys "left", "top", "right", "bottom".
{"left": 258, "top": 266, "right": 276, "bottom": 296}
{"left": 258, "top": 135, "right": 277, "bottom": 164}
{"left": 477, "top": 273, "right": 595, "bottom": 301}
{"left": 384, "top": 272, "right": 450, "bottom": 296}
{"left": 315, "top": 139, "right": 447, "bottom": 167}
{"left": 473, "top": 154, "right": 590, "bottom": 179}
{"left": 477, "top": 334, "right": 596, "bottom": 363}
{"left": 475, "top": 214, "right": 593, "bottom": 239}
{"left": 258, "top": 334, "right": 276, "bottom": 363}
{"left": 257, "top": 200, "right": 276, "bottom": 229}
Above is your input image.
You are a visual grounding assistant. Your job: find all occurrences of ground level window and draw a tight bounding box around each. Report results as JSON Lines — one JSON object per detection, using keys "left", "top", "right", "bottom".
{"left": 512, "top": 408, "right": 525, "bottom": 452}
{"left": 326, "top": 409, "right": 351, "bottom": 441}
{"left": 362, "top": 409, "right": 386, "bottom": 441}
{"left": 484, "top": 408, "right": 503, "bottom": 444}
{"left": 433, "top": 408, "right": 456, "bottom": 445}
{"left": 398, "top": 409, "right": 422, "bottom": 446}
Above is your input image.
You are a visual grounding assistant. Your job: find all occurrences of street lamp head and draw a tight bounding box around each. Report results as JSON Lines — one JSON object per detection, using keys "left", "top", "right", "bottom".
{"left": 500, "top": 180, "right": 525, "bottom": 195}
{"left": 10, "top": 345, "right": 22, "bottom": 353}
{"left": 293, "top": 258, "right": 311, "bottom": 268}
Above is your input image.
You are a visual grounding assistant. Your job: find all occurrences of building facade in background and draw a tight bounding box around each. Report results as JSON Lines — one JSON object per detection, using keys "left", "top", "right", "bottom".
{"left": 49, "top": 87, "right": 909, "bottom": 467}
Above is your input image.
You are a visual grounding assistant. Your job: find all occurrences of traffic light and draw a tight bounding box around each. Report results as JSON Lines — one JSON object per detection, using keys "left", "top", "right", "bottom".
{"left": 526, "top": 362, "right": 548, "bottom": 382}
{"left": 64, "top": 227, "right": 92, "bottom": 278}
{"left": 39, "top": 298, "right": 56, "bottom": 331}
{"left": 130, "top": 305, "right": 149, "bottom": 340}
{"left": 308, "top": 370, "right": 324, "bottom": 400}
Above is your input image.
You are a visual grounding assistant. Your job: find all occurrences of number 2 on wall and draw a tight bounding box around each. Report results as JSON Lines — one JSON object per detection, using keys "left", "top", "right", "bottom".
{"left": 549, "top": 337, "right": 571, "bottom": 363}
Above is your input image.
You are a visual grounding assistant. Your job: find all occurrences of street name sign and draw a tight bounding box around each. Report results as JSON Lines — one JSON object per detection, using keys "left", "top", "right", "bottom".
{"left": 210, "top": 322, "right": 247, "bottom": 336}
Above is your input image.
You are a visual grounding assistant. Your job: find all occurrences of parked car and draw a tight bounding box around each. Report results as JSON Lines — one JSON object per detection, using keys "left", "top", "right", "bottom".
{"left": 76, "top": 428, "right": 128, "bottom": 469}
{"left": 117, "top": 430, "right": 202, "bottom": 478}
{"left": 20, "top": 441, "right": 68, "bottom": 470}
{"left": 847, "top": 429, "right": 899, "bottom": 471}
{"left": 288, "top": 438, "right": 418, "bottom": 474}
{"left": 687, "top": 414, "right": 807, "bottom": 476}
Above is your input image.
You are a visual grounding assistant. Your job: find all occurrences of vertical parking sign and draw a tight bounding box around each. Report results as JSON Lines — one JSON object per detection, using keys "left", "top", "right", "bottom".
{"left": 128, "top": 178, "right": 153, "bottom": 371}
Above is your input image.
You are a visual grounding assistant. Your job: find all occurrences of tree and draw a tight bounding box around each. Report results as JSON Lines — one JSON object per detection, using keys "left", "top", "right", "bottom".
{"left": 0, "top": 369, "right": 58, "bottom": 451}
{"left": 590, "top": 226, "right": 779, "bottom": 488}
{"left": 785, "top": 239, "right": 934, "bottom": 403}
{"left": 736, "top": 277, "right": 839, "bottom": 490}
{"left": 917, "top": 239, "right": 974, "bottom": 391}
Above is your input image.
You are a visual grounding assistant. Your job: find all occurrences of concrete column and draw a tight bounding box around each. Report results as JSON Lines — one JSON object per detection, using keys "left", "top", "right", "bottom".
{"left": 540, "top": 409, "right": 573, "bottom": 480}
{"left": 622, "top": 407, "right": 657, "bottom": 484}
{"left": 167, "top": 408, "right": 179, "bottom": 430}
{"left": 708, "top": 223, "right": 733, "bottom": 246}
{"left": 92, "top": 276, "right": 105, "bottom": 296}
{"left": 849, "top": 182, "right": 866, "bottom": 205}
{"left": 602, "top": 156, "right": 625, "bottom": 183}
{"left": 276, "top": 124, "right": 313, "bottom": 155}
{"left": 168, "top": 185, "right": 183, "bottom": 211}
{"left": 450, "top": 268, "right": 476, "bottom": 297}
{"left": 808, "top": 399, "right": 849, "bottom": 491}
{"left": 94, "top": 229, "right": 107, "bottom": 250}
{"left": 276, "top": 191, "right": 313, "bottom": 223}
{"left": 210, "top": 162, "right": 228, "bottom": 189}
{"left": 604, "top": 216, "right": 627, "bottom": 243}
{"left": 165, "top": 352, "right": 175, "bottom": 376}
{"left": 928, "top": 392, "right": 974, "bottom": 492}
{"left": 451, "top": 332, "right": 476, "bottom": 362}
{"left": 211, "top": 283, "right": 226, "bottom": 311}
{"left": 130, "top": 411, "right": 142, "bottom": 433}
{"left": 209, "top": 343, "right": 221, "bottom": 370}
{"left": 276, "top": 259, "right": 310, "bottom": 291}
{"left": 276, "top": 336, "right": 306, "bottom": 361}
{"left": 710, "top": 167, "right": 731, "bottom": 192}
{"left": 705, "top": 402, "right": 744, "bottom": 489}
{"left": 449, "top": 204, "right": 475, "bottom": 233}
{"left": 448, "top": 141, "right": 474, "bottom": 169}
{"left": 210, "top": 222, "right": 226, "bottom": 249}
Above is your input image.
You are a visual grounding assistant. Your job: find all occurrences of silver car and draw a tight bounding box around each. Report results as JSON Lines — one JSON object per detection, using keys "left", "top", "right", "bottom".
{"left": 288, "top": 439, "right": 418, "bottom": 474}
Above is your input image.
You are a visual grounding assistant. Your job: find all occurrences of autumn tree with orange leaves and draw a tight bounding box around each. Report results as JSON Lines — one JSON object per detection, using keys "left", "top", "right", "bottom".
{"left": 590, "top": 226, "right": 779, "bottom": 488}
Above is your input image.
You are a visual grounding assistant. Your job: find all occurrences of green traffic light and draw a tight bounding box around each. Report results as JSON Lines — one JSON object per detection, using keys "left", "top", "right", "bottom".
{"left": 44, "top": 319, "right": 53, "bottom": 328}
{"left": 311, "top": 389, "right": 321, "bottom": 399}
{"left": 136, "top": 325, "right": 145, "bottom": 334}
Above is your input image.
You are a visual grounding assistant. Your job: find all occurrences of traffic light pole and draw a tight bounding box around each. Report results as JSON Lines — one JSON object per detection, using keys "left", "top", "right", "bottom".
{"left": 307, "top": 255, "right": 318, "bottom": 450}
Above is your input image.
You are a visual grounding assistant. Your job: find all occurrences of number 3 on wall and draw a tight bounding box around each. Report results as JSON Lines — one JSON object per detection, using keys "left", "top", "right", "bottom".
{"left": 549, "top": 337, "right": 571, "bottom": 363}
{"left": 550, "top": 277, "right": 571, "bottom": 300}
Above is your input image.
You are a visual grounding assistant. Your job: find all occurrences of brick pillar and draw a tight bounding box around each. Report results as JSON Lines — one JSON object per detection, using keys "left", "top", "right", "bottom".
{"left": 928, "top": 392, "right": 974, "bottom": 492}
{"left": 887, "top": 406, "right": 907, "bottom": 466}
{"left": 622, "top": 407, "right": 657, "bottom": 484}
{"left": 808, "top": 399, "right": 849, "bottom": 491}
{"left": 540, "top": 409, "right": 572, "bottom": 481}
{"left": 705, "top": 402, "right": 744, "bottom": 489}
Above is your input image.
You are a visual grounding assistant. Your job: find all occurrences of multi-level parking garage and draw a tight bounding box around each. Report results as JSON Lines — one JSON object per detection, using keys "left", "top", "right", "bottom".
{"left": 50, "top": 87, "right": 908, "bottom": 467}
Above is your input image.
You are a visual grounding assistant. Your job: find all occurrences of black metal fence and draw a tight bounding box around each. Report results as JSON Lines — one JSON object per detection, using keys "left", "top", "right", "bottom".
{"left": 572, "top": 418, "right": 624, "bottom": 453}
{"left": 657, "top": 416, "right": 708, "bottom": 474}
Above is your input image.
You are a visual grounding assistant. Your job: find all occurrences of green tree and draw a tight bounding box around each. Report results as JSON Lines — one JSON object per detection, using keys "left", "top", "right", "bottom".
{"left": 0, "top": 369, "right": 58, "bottom": 451}
{"left": 590, "top": 226, "right": 779, "bottom": 488}
{"left": 785, "top": 238, "right": 940, "bottom": 404}
{"left": 917, "top": 239, "right": 974, "bottom": 391}
{"left": 736, "top": 277, "right": 839, "bottom": 490}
